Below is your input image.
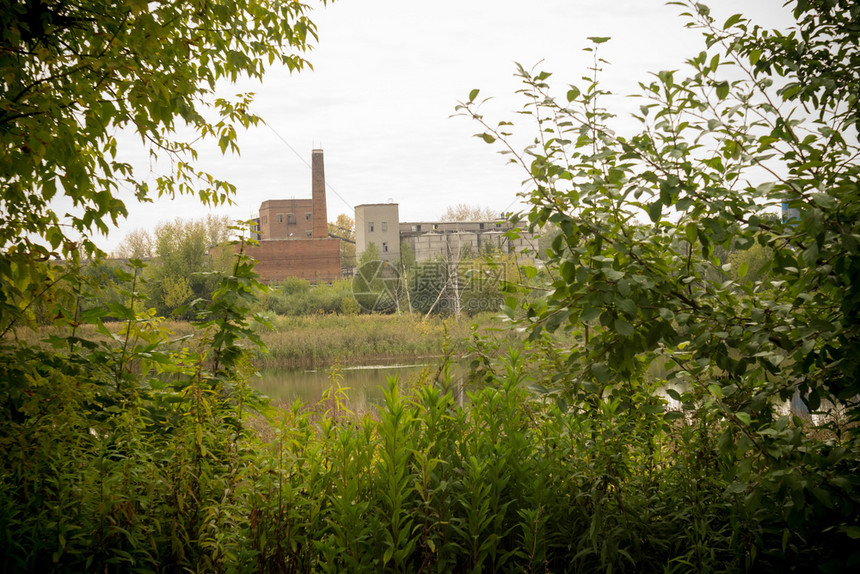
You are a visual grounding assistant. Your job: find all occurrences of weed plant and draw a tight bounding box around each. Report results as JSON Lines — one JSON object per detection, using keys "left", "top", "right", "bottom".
{"left": 2, "top": 281, "right": 855, "bottom": 572}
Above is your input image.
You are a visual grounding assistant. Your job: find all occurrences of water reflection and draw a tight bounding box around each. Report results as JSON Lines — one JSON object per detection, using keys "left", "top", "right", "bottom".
{"left": 252, "top": 363, "right": 430, "bottom": 410}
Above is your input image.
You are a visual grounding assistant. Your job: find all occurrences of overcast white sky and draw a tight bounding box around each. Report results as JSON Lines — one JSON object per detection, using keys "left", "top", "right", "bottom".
{"left": 102, "top": 0, "right": 794, "bottom": 251}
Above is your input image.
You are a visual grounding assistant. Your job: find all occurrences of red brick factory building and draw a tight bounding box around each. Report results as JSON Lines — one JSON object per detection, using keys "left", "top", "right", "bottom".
{"left": 243, "top": 149, "right": 341, "bottom": 282}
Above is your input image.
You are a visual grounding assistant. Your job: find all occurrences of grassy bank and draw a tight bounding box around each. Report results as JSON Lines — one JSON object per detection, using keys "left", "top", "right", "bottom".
{"left": 12, "top": 312, "right": 514, "bottom": 370}
{"left": 251, "top": 312, "right": 511, "bottom": 368}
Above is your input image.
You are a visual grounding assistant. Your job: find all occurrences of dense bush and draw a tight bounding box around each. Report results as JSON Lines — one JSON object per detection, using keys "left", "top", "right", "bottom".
{"left": 457, "top": 0, "right": 860, "bottom": 569}
{"left": 259, "top": 278, "right": 361, "bottom": 316}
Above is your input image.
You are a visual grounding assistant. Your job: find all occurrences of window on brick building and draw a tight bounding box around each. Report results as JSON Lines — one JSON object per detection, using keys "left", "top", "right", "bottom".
{"left": 305, "top": 213, "right": 312, "bottom": 221}
{"left": 262, "top": 215, "right": 268, "bottom": 225}
{"left": 277, "top": 214, "right": 283, "bottom": 223}
{"left": 306, "top": 231, "right": 312, "bottom": 237}
{"left": 287, "top": 213, "right": 295, "bottom": 224}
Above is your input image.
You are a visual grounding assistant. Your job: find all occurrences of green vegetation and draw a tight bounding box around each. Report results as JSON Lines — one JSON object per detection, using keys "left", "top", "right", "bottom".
{"left": 457, "top": 0, "right": 860, "bottom": 568}
{"left": 251, "top": 313, "right": 503, "bottom": 368}
{"left": 258, "top": 277, "right": 361, "bottom": 316}
{"left": 1, "top": 1, "right": 858, "bottom": 572}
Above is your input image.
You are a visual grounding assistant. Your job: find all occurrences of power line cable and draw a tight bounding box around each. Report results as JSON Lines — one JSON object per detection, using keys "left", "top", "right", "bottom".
{"left": 255, "top": 111, "right": 359, "bottom": 223}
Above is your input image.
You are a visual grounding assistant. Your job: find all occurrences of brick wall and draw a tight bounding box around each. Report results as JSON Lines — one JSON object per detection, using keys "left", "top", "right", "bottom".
{"left": 244, "top": 238, "right": 341, "bottom": 283}
{"left": 259, "top": 198, "right": 314, "bottom": 239}
{"left": 311, "top": 149, "right": 328, "bottom": 238}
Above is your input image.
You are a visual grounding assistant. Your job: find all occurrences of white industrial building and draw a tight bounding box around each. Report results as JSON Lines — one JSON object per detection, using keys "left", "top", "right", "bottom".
{"left": 354, "top": 203, "right": 537, "bottom": 265}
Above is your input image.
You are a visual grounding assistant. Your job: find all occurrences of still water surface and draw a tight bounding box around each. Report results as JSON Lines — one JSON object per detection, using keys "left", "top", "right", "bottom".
{"left": 252, "top": 363, "right": 432, "bottom": 410}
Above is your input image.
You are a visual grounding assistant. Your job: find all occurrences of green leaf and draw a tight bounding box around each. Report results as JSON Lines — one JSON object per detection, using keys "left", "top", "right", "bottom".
{"left": 591, "top": 363, "right": 611, "bottom": 383}
{"left": 580, "top": 306, "right": 600, "bottom": 322}
{"left": 840, "top": 526, "right": 860, "bottom": 540}
{"left": 810, "top": 192, "right": 836, "bottom": 209}
{"left": 616, "top": 297, "right": 637, "bottom": 316}
{"left": 588, "top": 36, "right": 611, "bottom": 44}
{"left": 469, "top": 88, "right": 480, "bottom": 102}
{"left": 749, "top": 49, "right": 762, "bottom": 65}
{"left": 684, "top": 222, "right": 698, "bottom": 244}
{"left": 614, "top": 318, "right": 634, "bottom": 337}
{"left": 723, "top": 14, "right": 743, "bottom": 29}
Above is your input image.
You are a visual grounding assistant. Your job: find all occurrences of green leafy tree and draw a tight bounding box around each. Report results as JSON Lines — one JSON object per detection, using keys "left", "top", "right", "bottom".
{"left": 0, "top": 4, "right": 320, "bottom": 568}
{"left": 358, "top": 240, "right": 380, "bottom": 266}
{"left": 329, "top": 213, "right": 356, "bottom": 268}
{"left": 460, "top": 0, "right": 859, "bottom": 568}
{"left": 1, "top": 0, "right": 321, "bottom": 331}
{"left": 143, "top": 215, "right": 232, "bottom": 316}
{"left": 111, "top": 228, "right": 154, "bottom": 259}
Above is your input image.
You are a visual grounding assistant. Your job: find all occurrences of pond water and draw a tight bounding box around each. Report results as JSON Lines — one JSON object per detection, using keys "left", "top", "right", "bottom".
{"left": 251, "top": 363, "right": 437, "bottom": 411}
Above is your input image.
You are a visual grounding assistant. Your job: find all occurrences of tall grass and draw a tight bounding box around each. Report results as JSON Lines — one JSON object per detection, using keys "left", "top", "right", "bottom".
{"left": 2, "top": 341, "right": 853, "bottom": 571}
{"left": 13, "top": 313, "right": 515, "bottom": 370}
{"left": 251, "top": 313, "right": 511, "bottom": 369}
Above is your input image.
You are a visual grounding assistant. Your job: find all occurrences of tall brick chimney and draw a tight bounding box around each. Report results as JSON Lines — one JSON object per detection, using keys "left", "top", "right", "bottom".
{"left": 311, "top": 149, "right": 328, "bottom": 238}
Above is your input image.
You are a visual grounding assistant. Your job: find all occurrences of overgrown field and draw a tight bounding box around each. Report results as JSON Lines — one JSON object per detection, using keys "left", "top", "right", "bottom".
{"left": 251, "top": 312, "right": 512, "bottom": 368}
{"left": 12, "top": 313, "right": 515, "bottom": 370}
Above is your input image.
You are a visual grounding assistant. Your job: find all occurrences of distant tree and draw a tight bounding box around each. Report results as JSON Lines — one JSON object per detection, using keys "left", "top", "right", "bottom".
{"left": 113, "top": 228, "right": 154, "bottom": 259}
{"left": 358, "top": 241, "right": 380, "bottom": 266}
{"left": 328, "top": 213, "right": 356, "bottom": 266}
{"left": 439, "top": 203, "right": 500, "bottom": 222}
{"left": 400, "top": 240, "right": 416, "bottom": 271}
{"left": 143, "top": 216, "right": 232, "bottom": 316}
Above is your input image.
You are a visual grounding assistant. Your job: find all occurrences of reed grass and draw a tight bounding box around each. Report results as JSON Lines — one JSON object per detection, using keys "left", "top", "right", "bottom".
{"left": 252, "top": 312, "right": 512, "bottom": 368}
{"left": 8, "top": 313, "right": 516, "bottom": 370}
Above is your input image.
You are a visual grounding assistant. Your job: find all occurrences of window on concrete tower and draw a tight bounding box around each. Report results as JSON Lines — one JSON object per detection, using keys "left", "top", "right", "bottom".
{"left": 382, "top": 221, "right": 387, "bottom": 232}
{"left": 369, "top": 222, "right": 374, "bottom": 232}
{"left": 382, "top": 242, "right": 388, "bottom": 252}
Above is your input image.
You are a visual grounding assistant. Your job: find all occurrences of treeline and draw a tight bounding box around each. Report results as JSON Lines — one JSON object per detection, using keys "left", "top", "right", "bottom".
{"left": 62, "top": 216, "right": 236, "bottom": 321}
{"left": 87, "top": 222, "right": 521, "bottom": 320}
